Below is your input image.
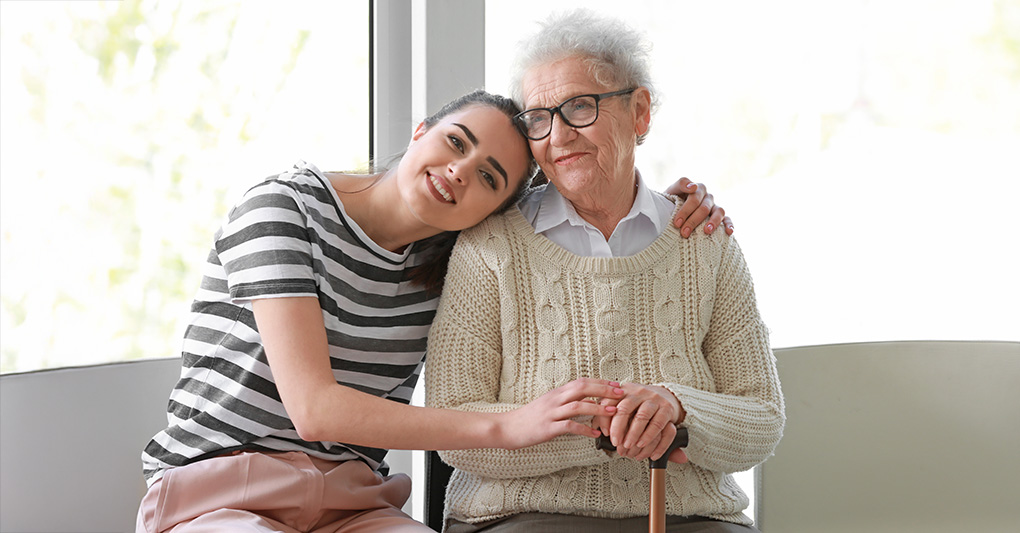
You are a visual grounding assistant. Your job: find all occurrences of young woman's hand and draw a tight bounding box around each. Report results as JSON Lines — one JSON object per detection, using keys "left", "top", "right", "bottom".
{"left": 664, "top": 178, "right": 734, "bottom": 238}
{"left": 497, "top": 378, "right": 625, "bottom": 450}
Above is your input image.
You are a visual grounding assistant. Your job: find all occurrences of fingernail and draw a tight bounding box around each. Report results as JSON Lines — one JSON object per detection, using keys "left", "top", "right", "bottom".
{"left": 705, "top": 224, "right": 713, "bottom": 233}
{"left": 605, "top": 405, "right": 617, "bottom": 413}
{"left": 613, "top": 387, "right": 624, "bottom": 395}
{"left": 681, "top": 227, "right": 692, "bottom": 238}
{"left": 609, "top": 381, "right": 621, "bottom": 387}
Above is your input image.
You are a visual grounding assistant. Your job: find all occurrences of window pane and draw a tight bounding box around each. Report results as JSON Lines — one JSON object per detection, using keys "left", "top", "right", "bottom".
{"left": 486, "top": 0, "right": 1020, "bottom": 349}
{"left": 0, "top": 0, "right": 370, "bottom": 373}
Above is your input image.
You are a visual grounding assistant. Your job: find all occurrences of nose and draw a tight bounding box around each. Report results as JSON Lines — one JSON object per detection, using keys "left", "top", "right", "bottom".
{"left": 548, "top": 112, "right": 576, "bottom": 146}
{"left": 447, "top": 160, "right": 468, "bottom": 184}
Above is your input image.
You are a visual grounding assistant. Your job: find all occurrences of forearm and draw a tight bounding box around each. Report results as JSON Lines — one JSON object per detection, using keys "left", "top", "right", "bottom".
{"left": 434, "top": 401, "right": 612, "bottom": 479}
{"left": 296, "top": 383, "right": 510, "bottom": 450}
{"left": 660, "top": 380, "right": 784, "bottom": 473}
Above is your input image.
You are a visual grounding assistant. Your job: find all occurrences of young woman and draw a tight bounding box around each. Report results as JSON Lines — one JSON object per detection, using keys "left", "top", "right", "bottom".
{"left": 136, "top": 90, "right": 723, "bottom": 533}
{"left": 136, "top": 91, "right": 631, "bottom": 533}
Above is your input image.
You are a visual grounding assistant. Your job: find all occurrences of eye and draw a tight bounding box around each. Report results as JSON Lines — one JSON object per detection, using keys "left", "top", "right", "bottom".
{"left": 570, "top": 100, "right": 593, "bottom": 112}
{"left": 448, "top": 135, "right": 465, "bottom": 153}
{"left": 480, "top": 170, "right": 496, "bottom": 189}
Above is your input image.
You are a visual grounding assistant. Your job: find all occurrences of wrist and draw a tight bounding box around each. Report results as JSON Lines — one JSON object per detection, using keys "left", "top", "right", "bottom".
{"left": 658, "top": 386, "right": 685, "bottom": 424}
{"left": 485, "top": 411, "right": 513, "bottom": 449}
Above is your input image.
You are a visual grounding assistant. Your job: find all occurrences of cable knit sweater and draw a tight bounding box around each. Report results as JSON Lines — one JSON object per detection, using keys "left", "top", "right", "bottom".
{"left": 424, "top": 202, "right": 785, "bottom": 526}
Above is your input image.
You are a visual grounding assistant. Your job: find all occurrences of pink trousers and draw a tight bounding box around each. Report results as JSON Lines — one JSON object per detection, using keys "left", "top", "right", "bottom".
{"left": 136, "top": 451, "right": 433, "bottom": 533}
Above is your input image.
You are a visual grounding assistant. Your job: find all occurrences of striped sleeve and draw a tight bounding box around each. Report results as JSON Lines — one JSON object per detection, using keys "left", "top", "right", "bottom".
{"left": 216, "top": 180, "right": 318, "bottom": 300}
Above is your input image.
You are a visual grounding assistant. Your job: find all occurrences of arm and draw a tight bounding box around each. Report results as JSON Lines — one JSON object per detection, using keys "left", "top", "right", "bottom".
{"left": 254, "top": 296, "right": 620, "bottom": 451}
{"left": 657, "top": 234, "right": 785, "bottom": 473}
{"left": 664, "top": 178, "right": 734, "bottom": 238}
{"left": 424, "top": 232, "right": 617, "bottom": 478}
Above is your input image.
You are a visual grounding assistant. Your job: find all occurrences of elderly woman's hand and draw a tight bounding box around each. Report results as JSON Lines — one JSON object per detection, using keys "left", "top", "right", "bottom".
{"left": 596, "top": 383, "right": 689, "bottom": 462}
{"left": 665, "top": 178, "right": 734, "bottom": 238}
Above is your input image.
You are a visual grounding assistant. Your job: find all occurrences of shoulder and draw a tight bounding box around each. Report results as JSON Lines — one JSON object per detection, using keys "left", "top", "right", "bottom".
{"left": 260, "top": 163, "right": 331, "bottom": 202}
{"left": 657, "top": 193, "right": 735, "bottom": 247}
{"left": 654, "top": 210, "right": 741, "bottom": 274}
{"left": 231, "top": 163, "right": 337, "bottom": 219}
{"left": 681, "top": 225, "right": 752, "bottom": 288}
{"left": 457, "top": 207, "right": 523, "bottom": 246}
{"left": 448, "top": 209, "right": 530, "bottom": 274}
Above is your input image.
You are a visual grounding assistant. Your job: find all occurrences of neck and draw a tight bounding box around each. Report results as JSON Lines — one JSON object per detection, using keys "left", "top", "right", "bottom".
{"left": 561, "top": 170, "right": 638, "bottom": 240}
{"left": 328, "top": 171, "right": 441, "bottom": 252}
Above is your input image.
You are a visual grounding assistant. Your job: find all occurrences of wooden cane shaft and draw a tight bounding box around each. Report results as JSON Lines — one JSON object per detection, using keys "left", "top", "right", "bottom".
{"left": 649, "top": 468, "right": 666, "bottom": 533}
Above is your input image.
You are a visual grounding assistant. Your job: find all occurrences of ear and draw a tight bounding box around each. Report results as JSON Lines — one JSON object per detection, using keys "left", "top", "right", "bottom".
{"left": 409, "top": 121, "right": 427, "bottom": 147}
{"left": 632, "top": 87, "right": 652, "bottom": 136}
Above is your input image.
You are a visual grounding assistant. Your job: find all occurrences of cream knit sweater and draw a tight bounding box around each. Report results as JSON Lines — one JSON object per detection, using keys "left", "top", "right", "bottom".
{"left": 424, "top": 204, "right": 785, "bottom": 526}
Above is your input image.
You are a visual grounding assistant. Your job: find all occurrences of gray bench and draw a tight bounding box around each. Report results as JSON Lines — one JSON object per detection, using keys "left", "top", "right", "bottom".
{"left": 4, "top": 341, "right": 1017, "bottom": 532}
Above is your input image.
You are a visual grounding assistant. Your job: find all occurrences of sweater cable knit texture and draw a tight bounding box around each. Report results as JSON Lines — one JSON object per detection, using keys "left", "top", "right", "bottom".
{"left": 425, "top": 201, "right": 784, "bottom": 526}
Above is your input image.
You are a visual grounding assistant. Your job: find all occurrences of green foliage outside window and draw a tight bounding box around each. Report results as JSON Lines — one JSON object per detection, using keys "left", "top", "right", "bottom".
{"left": 1, "top": 0, "right": 368, "bottom": 373}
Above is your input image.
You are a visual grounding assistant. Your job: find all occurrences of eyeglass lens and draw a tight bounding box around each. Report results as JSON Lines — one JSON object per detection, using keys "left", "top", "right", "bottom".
{"left": 520, "top": 94, "right": 598, "bottom": 139}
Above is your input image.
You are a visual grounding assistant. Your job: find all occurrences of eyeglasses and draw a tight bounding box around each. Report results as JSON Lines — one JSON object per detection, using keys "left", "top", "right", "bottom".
{"left": 513, "top": 88, "right": 637, "bottom": 141}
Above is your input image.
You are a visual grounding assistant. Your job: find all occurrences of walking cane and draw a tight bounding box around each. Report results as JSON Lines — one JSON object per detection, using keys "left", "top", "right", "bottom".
{"left": 596, "top": 428, "right": 689, "bottom": 533}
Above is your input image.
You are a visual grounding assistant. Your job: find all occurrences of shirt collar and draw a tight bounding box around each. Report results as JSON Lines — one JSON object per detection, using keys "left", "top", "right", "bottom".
{"left": 532, "top": 170, "right": 666, "bottom": 235}
{"left": 624, "top": 170, "right": 669, "bottom": 235}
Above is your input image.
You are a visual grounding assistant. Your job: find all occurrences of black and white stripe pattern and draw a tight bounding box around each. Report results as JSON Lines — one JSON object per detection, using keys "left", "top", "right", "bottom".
{"left": 142, "top": 162, "right": 439, "bottom": 486}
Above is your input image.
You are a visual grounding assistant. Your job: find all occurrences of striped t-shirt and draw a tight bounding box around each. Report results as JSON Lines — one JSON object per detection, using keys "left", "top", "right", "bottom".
{"left": 141, "top": 161, "right": 440, "bottom": 487}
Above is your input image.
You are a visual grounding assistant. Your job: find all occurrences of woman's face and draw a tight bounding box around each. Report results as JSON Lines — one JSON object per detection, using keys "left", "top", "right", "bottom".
{"left": 520, "top": 56, "right": 650, "bottom": 202}
{"left": 397, "top": 105, "right": 530, "bottom": 232}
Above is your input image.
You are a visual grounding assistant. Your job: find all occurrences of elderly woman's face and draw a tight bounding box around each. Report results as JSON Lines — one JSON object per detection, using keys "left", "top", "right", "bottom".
{"left": 520, "top": 56, "right": 649, "bottom": 202}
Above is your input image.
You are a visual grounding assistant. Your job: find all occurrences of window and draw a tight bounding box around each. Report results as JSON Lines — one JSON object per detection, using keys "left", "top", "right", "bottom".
{"left": 486, "top": 0, "right": 1019, "bottom": 348}
{"left": 0, "top": 0, "right": 370, "bottom": 373}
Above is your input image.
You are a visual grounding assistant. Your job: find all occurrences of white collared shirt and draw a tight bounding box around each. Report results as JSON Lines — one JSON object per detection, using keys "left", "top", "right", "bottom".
{"left": 517, "top": 171, "right": 675, "bottom": 257}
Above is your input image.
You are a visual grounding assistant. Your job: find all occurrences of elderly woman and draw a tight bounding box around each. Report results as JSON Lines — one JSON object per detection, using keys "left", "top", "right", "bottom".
{"left": 424, "top": 9, "right": 784, "bottom": 533}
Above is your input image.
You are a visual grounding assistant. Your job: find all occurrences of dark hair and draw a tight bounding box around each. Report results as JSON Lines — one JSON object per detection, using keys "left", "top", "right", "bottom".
{"left": 406, "top": 90, "right": 537, "bottom": 294}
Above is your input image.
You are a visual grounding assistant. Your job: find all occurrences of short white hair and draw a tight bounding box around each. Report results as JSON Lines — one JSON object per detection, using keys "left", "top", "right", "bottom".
{"left": 509, "top": 8, "right": 658, "bottom": 144}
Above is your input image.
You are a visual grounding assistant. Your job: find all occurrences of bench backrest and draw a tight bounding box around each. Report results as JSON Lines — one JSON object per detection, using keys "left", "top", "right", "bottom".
{"left": 755, "top": 340, "right": 1020, "bottom": 532}
{"left": 1, "top": 357, "right": 181, "bottom": 533}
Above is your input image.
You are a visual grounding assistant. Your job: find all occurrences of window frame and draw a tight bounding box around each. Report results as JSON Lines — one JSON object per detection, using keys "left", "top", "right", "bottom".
{"left": 370, "top": 0, "right": 486, "bottom": 520}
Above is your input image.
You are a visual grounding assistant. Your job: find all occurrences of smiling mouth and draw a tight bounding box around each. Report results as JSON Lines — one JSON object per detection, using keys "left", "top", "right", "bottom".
{"left": 554, "top": 152, "right": 586, "bottom": 165}
{"left": 429, "top": 173, "right": 455, "bottom": 203}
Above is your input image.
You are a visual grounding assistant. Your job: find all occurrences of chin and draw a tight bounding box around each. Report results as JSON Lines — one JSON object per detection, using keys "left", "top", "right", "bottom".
{"left": 552, "top": 172, "right": 600, "bottom": 196}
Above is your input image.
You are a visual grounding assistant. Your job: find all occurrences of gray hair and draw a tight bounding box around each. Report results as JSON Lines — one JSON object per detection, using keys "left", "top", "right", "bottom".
{"left": 508, "top": 9, "right": 658, "bottom": 144}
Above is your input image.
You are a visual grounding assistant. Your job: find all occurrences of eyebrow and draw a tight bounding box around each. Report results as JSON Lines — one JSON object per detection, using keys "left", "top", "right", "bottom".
{"left": 453, "top": 123, "right": 478, "bottom": 145}
{"left": 454, "top": 123, "right": 508, "bottom": 187}
{"left": 487, "top": 156, "right": 508, "bottom": 187}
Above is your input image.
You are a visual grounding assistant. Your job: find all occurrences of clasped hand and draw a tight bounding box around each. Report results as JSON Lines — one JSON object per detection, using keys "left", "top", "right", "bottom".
{"left": 594, "top": 382, "right": 689, "bottom": 464}
{"left": 497, "top": 379, "right": 687, "bottom": 464}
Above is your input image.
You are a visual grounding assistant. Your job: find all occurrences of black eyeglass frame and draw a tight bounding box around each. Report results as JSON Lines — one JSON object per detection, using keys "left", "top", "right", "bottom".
{"left": 513, "top": 88, "right": 638, "bottom": 141}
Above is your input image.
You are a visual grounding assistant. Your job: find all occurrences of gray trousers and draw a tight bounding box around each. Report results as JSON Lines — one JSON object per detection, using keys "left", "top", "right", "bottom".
{"left": 445, "top": 513, "right": 760, "bottom": 533}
